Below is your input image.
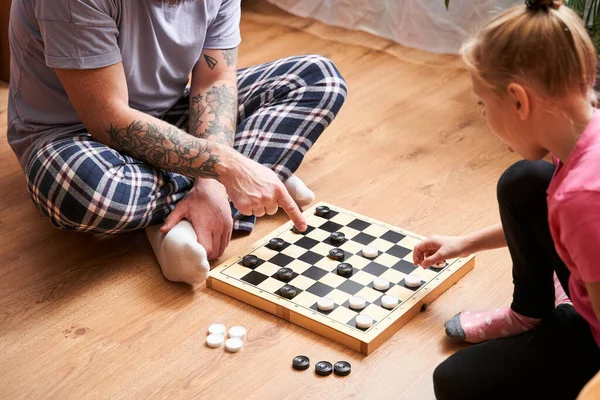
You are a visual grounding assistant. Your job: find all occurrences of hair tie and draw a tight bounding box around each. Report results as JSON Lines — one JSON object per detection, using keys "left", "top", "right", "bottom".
{"left": 525, "top": 0, "right": 562, "bottom": 10}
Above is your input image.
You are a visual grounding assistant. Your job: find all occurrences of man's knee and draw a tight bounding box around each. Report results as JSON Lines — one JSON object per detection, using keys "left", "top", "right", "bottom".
{"left": 299, "top": 55, "right": 348, "bottom": 108}
{"left": 497, "top": 159, "right": 555, "bottom": 208}
{"left": 26, "top": 137, "right": 136, "bottom": 232}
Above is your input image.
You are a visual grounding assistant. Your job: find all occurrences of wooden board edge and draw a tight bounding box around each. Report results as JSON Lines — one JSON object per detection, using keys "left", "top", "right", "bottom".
{"left": 287, "top": 310, "right": 364, "bottom": 354}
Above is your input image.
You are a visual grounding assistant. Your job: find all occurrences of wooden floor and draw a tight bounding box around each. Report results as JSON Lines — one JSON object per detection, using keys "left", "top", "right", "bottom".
{"left": 0, "top": 2, "right": 521, "bottom": 399}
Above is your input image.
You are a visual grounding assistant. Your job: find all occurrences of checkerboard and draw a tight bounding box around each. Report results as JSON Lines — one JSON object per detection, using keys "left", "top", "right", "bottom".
{"left": 207, "top": 202, "right": 475, "bottom": 355}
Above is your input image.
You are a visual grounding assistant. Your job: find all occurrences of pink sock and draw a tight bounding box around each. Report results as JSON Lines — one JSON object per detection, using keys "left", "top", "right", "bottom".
{"left": 554, "top": 272, "right": 571, "bottom": 307}
{"left": 444, "top": 307, "right": 540, "bottom": 344}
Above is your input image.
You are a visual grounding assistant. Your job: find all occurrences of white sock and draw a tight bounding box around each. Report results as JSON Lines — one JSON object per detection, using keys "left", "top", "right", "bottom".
{"left": 284, "top": 174, "right": 315, "bottom": 208}
{"left": 146, "top": 220, "right": 210, "bottom": 286}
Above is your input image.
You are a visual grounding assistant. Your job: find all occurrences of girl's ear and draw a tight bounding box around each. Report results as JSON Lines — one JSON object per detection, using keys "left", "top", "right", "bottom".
{"left": 507, "top": 83, "right": 530, "bottom": 120}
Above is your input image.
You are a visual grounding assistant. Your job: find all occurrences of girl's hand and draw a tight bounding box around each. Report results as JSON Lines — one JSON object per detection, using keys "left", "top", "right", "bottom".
{"left": 413, "top": 235, "right": 472, "bottom": 268}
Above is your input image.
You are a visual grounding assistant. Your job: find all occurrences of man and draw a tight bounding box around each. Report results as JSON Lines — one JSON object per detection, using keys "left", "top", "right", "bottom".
{"left": 7, "top": 0, "right": 347, "bottom": 285}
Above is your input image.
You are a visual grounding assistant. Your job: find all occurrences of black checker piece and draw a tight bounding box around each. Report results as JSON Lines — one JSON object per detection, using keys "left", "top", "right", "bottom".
{"left": 239, "top": 255, "right": 265, "bottom": 269}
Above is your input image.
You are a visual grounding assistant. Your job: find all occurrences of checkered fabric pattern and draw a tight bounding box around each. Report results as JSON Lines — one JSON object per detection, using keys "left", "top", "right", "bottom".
{"left": 222, "top": 208, "right": 447, "bottom": 333}
{"left": 25, "top": 55, "right": 347, "bottom": 234}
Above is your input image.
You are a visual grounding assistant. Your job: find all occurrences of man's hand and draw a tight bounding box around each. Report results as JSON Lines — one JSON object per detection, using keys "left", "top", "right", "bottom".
{"left": 160, "top": 179, "right": 233, "bottom": 260}
{"left": 221, "top": 153, "right": 307, "bottom": 232}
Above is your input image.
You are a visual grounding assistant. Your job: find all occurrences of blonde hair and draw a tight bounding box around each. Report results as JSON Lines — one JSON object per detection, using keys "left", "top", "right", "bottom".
{"left": 461, "top": 0, "right": 597, "bottom": 104}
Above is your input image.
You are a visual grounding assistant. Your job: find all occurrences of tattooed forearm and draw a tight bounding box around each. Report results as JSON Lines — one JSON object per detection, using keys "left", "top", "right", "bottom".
{"left": 108, "top": 121, "right": 220, "bottom": 179}
{"left": 189, "top": 93, "right": 208, "bottom": 140}
{"left": 223, "top": 48, "right": 237, "bottom": 67}
{"left": 189, "top": 83, "right": 237, "bottom": 147}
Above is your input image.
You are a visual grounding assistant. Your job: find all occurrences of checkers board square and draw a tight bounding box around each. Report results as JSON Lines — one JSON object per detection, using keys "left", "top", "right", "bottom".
{"left": 392, "top": 259, "right": 417, "bottom": 275}
{"left": 387, "top": 244, "right": 412, "bottom": 259}
{"left": 328, "top": 288, "right": 353, "bottom": 304}
{"left": 364, "top": 303, "right": 391, "bottom": 321}
{"left": 281, "top": 244, "right": 308, "bottom": 259}
{"left": 305, "top": 228, "right": 331, "bottom": 242}
{"left": 295, "top": 236, "right": 320, "bottom": 250}
{"left": 257, "top": 277, "right": 287, "bottom": 293}
{"left": 347, "top": 219, "right": 371, "bottom": 231}
{"left": 241, "top": 270, "right": 269, "bottom": 286}
{"left": 356, "top": 286, "right": 384, "bottom": 303}
{"left": 291, "top": 290, "right": 319, "bottom": 307}
{"left": 302, "top": 266, "right": 329, "bottom": 280}
{"left": 363, "top": 261, "right": 388, "bottom": 277}
{"left": 319, "top": 272, "right": 347, "bottom": 288}
{"left": 306, "top": 281, "right": 335, "bottom": 297}
{"left": 328, "top": 306, "right": 357, "bottom": 325}
{"left": 337, "top": 280, "right": 364, "bottom": 295}
{"left": 320, "top": 221, "right": 344, "bottom": 233}
{"left": 352, "top": 232, "right": 377, "bottom": 245}
{"left": 349, "top": 270, "right": 376, "bottom": 285}
{"left": 254, "top": 262, "right": 281, "bottom": 277}
{"left": 298, "top": 250, "right": 324, "bottom": 265}
{"left": 287, "top": 274, "right": 316, "bottom": 290}
{"left": 381, "top": 230, "right": 405, "bottom": 244}
{"left": 269, "top": 253, "right": 295, "bottom": 267}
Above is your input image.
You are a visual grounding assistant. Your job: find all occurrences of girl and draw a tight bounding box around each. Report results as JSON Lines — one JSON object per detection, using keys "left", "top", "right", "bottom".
{"left": 413, "top": 1, "right": 600, "bottom": 398}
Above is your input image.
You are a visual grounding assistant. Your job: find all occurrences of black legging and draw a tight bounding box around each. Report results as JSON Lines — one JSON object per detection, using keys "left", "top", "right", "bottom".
{"left": 433, "top": 160, "right": 600, "bottom": 400}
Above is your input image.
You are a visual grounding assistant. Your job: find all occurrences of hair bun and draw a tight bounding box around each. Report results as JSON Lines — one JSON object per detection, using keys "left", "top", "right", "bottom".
{"left": 525, "top": 0, "right": 562, "bottom": 10}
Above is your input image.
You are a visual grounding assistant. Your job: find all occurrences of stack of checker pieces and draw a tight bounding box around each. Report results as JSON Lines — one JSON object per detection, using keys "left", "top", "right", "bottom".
{"left": 207, "top": 202, "right": 475, "bottom": 355}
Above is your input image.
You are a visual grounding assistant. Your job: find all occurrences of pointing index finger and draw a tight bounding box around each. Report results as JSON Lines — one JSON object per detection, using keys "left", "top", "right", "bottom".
{"left": 278, "top": 190, "right": 307, "bottom": 232}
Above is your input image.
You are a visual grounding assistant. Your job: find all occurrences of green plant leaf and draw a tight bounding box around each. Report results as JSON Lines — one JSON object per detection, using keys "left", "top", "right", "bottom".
{"left": 567, "top": 0, "right": 587, "bottom": 18}
{"left": 445, "top": 0, "right": 450, "bottom": 10}
{"left": 593, "top": 1, "right": 600, "bottom": 57}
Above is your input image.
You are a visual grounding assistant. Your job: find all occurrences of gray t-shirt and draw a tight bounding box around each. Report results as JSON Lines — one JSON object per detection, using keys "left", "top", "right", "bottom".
{"left": 7, "top": 0, "right": 241, "bottom": 170}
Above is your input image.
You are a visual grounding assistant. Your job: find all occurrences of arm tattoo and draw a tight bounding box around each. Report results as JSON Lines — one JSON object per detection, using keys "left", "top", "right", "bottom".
{"left": 204, "top": 54, "right": 218, "bottom": 70}
{"left": 108, "top": 121, "right": 220, "bottom": 179}
{"left": 223, "top": 48, "right": 237, "bottom": 67}
{"left": 189, "top": 83, "right": 237, "bottom": 147}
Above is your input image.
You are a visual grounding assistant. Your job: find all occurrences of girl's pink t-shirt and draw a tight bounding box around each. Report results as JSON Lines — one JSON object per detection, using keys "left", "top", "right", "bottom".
{"left": 547, "top": 109, "right": 600, "bottom": 348}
